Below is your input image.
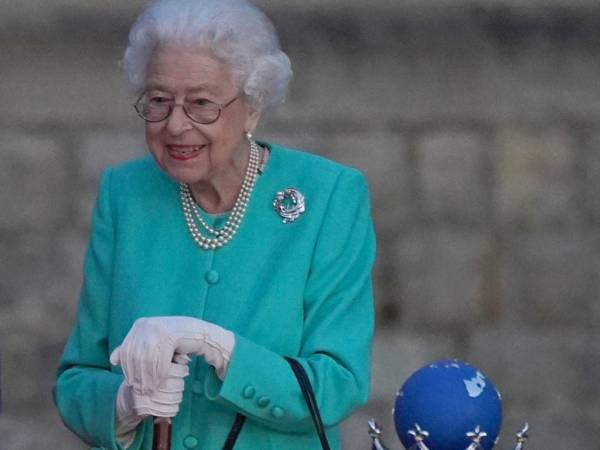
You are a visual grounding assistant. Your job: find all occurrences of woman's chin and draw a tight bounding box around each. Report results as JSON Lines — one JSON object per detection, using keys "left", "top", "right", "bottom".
{"left": 164, "top": 164, "right": 208, "bottom": 186}
{"left": 151, "top": 155, "right": 205, "bottom": 185}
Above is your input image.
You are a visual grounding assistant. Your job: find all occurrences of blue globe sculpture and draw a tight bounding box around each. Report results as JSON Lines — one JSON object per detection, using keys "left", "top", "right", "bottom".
{"left": 394, "top": 360, "right": 502, "bottom": 450}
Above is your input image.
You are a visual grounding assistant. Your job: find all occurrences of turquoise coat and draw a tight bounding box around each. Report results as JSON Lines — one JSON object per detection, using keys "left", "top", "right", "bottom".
{"left": 55, "top": 144, "right": 376, "bottom": 450}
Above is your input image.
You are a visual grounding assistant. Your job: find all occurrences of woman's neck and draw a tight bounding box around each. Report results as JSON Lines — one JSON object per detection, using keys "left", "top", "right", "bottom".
{"left": 189, "top": 143, "right": 268, "bottom": 213}
{"left": 190, "top": 169, "right": 244, "bottom": 214}
{"left": 190, "top": 185, "right": 234, "bottom": 214}
{"left": 189, "top": 146, "right": 250, "bottom": 214}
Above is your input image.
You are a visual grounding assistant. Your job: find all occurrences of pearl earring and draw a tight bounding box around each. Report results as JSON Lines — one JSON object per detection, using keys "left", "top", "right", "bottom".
{"left": 245, "top": 131, "right": 253, "bottom": 141}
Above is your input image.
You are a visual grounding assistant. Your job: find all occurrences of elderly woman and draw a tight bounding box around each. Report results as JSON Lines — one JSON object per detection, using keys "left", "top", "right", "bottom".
{"left": 54, "top": 0, "right": 375, "bottom": 449}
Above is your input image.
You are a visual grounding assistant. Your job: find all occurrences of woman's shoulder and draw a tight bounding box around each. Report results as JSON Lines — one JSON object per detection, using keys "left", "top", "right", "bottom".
{"left": 102, "top": 155, "right": 171, "bottom": 191}
{"left": 263, "top": 143, "right": 370, "bottom": 220}
{"left": 95, "top": 156, "right": 177, "bottom": 213}
{"left": 266, "top": 142, "right": 366, "bottom": 184}
{"left": 108, "top": 154, "right": 159, "bottom": 178}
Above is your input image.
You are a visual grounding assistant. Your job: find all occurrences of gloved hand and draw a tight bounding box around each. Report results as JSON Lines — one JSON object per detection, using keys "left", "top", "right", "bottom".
{"left": 110, "top": 316, "right": 235, "bottom": 394}
{"left": 115, "top": 354, "right": 189, "bottom": 448}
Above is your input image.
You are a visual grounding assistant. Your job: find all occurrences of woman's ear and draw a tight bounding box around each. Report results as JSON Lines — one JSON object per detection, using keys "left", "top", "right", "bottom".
{"left": 245, "top": 109, "right": 261, "bottom": 135}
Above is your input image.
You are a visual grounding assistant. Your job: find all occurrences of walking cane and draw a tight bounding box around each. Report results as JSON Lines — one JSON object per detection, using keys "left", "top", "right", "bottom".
{"left": 153, "top": 417, "right": 172, "bottom": 450}
{"left": 151, "top": 352, "right": 190, "bottom": 450}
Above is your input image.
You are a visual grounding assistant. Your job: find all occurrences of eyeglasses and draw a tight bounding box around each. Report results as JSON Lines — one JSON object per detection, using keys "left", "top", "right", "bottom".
{"left": 134, "top": 94, "right": 239, "bottom": 124}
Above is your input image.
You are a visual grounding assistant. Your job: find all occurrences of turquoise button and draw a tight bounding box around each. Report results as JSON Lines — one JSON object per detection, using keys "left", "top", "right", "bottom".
{"left": 242, "top": 385, "right": 255, "bottom": 399}
{"left": 205, "top": 269, "right": 220, "bottom": 284}
{"left": 192, "top": 380, "right": 203, "bottom": 395}
{"left": 257, "top": 396, "right": 270, "bottom": 407}
{"left": 271, "top": 406, "right": 284, "bottom": 418}
{"left": 183, "top": 435, "right": 198, "bottom": 449}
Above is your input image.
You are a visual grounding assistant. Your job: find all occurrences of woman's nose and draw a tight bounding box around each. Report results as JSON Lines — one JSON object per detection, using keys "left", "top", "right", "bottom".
{"left": 166, "top": 104, "right": 193, "bottom": 135}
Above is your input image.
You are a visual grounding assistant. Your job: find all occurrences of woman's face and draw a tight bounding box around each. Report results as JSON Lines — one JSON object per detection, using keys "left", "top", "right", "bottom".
{"left": 144, "top": 47, "right": 260, "bottom": 186}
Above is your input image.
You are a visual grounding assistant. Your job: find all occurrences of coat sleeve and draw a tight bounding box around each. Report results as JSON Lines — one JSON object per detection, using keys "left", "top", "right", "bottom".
{"left": 54, "top": 168, "right": 147, "bottom": 450}
{"left": 204, "top": 168, "right": 376, "bottom": 433}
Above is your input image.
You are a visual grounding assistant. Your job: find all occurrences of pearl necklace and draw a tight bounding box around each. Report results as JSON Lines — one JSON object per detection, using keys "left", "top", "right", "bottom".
{"left": 180, "top": 140, "right": 260, "bottom": 250}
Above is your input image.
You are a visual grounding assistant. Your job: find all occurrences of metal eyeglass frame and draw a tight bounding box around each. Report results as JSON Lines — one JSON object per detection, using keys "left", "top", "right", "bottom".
{"left": 134, "top": 94, "right": 239, "bottom": 124}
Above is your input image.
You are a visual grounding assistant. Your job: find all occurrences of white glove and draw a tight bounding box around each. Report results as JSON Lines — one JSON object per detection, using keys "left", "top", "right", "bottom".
{"left": 115, "top": 354, "right": 189, "bottom": 448}
{"left": 110, "top": 316, "right": 235, "bottom": 394}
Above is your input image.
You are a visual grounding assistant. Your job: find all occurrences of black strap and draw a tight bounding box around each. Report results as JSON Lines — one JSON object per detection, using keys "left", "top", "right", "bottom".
{"left": 222, "top": 413, "right": 246, "bottom": 450}
{"left": 222, "top": 358, "right": 330, "bottom": 450}
{"left": 284, "top": 357, "right": 331, "bottom": 450}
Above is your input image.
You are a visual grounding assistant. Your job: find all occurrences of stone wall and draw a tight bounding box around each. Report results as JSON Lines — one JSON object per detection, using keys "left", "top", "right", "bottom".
{"left": 1, "top": 1, "right": 599, "bottom": 448}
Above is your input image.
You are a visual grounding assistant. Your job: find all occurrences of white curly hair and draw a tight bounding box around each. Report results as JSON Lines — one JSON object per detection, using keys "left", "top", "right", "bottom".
{"left": 122, "top": 0, "right": 292, "bottom": 112}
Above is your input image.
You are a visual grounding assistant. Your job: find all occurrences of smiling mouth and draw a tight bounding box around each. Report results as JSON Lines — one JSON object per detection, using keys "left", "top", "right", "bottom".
{"left": 167, "top": 145, "right": 205, "bottom": 161}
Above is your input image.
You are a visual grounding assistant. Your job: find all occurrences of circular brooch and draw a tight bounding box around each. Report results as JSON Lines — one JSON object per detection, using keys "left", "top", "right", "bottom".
{"left": 273, "top": 188, "right": 305, "bottom": 224}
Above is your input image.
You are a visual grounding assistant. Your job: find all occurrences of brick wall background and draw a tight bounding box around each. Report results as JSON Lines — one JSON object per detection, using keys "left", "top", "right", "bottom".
{"left": 1, "top": 0, "right": 599, "bottom": 448}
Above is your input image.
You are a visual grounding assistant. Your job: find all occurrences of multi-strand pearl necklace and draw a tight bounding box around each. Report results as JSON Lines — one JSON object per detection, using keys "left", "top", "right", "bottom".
{"left": 180, "top": 140, "right": 260, "bottom": 250}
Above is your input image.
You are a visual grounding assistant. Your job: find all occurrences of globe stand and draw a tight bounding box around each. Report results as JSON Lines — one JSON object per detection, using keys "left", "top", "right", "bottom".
{"left": 367, "top": 419, "right": 529, "bottom": 450}
{"left": 514, "top": 423, "right": 529, "bottom": 450}
{"left": 465, "top": 426, "right": 486, "bottom": 450}
{"left": 368, "top": 419, "right": 389, "bottom": 450}
{"left": 407, "top": 423, "right": 430, "bottom": 450}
